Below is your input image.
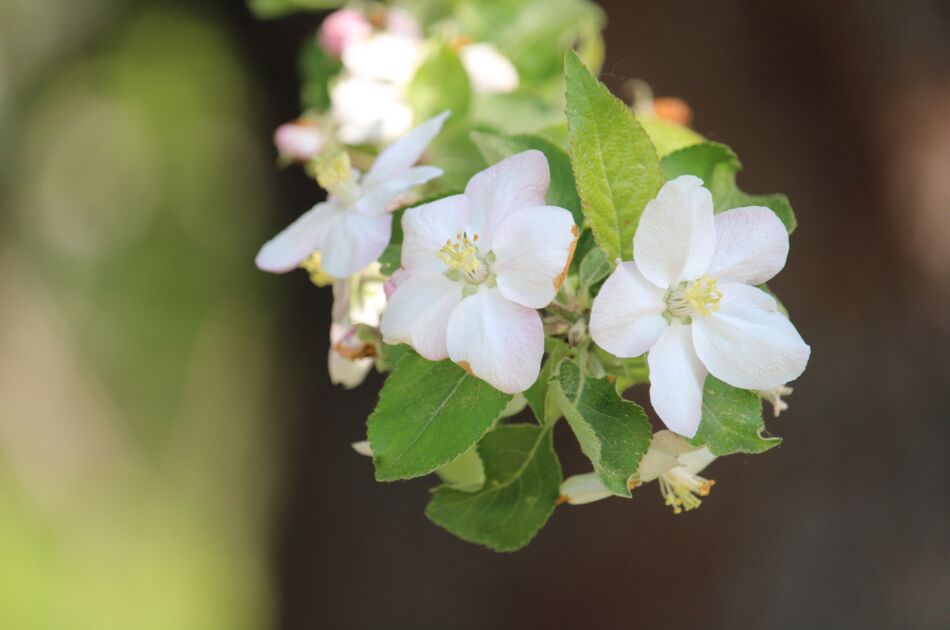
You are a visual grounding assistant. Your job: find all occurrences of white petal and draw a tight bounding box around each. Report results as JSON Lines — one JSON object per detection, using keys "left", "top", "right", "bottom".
{"left": 341, "top": 33, "right": 422, "bottom": 85}
{"left": 633, "top": 175, "right": 715, "bottom": 288}
{"left": 589, "top": 261, "right": 667, "bottom": 358}
{"left": 677, "top": 446, "right": 716, "bottom": 475}
{"left": 460, "top": 44, "right": 519, "bottom": 94}
{"left": 463, "top": 150, "right": 549, "bottom": 248}
{"left": 446, "top": 287, "right": 543, "bottom": 393}
{"left": 647, "top": 320, "right": 707, "bottom": 438}
{"left": 331, "top": 78, "right": 413, "bottom": 145}
{"left": 691, "top": 283, "right": 810, "bottom": 390}
{"left": 400, "top": 194, "right": 469, "bottom": 272}
{"left": 328, "top": 348, "right": 373, "bottom": 388}
{"left": 351, "top": 440, "right": 373, "bottom": 457}
{"left": 255, "top": 202, "right": 338, "bottom": 273}
{"left": 706, "top": 206, "right": 789, "bottom": 285}
{"left": 491, "top": 206, "right": 578, "bottom": 308}
{"left": 358, "top": 166, "right": 444, "bottom": 215}
{"left": 319, "top": 210, "right": 392, "bottom": 278}
{"left": 365, "top": 111, "right": 449, "bottom": 186}
{"left": 637, "top": 430, "right": 702, "bottom": 482}
{"left": 379, "top": 271, "right": 462, "bottom": 360}
{"left": 560, "top": 473, "right": 613, "bottom": 505}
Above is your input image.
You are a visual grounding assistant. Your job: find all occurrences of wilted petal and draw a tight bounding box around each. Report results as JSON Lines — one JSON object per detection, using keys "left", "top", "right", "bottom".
{"left": 492, "top": 206, "right": 578, "bottom": 308}
{"left": 706, "top": 206, "right": 789, "bottom": 285}
{"left": 255, "top": 202, "right": 338, "bottom": 274}
{"left": 464, "top": 150, "right": 549, "bottom": 248}
{"left": 380, "top": 271, "right": 462, "bottom": 360}
{"left": 691, "top": 282, "right": 810, "bottom": 390}
{"left": 560, "top": 473, "right": 613, "bottom": 505}
{"left": 400, "top": 194, "right": 469, "bottom": 272}
{"left": 633, "top": 175, "right": 715, "bottom": 288}
{"left": 319, "top": 210, "right": 392, "bottom": 278}
{"left": 365, "top": 111, "right": 449, "bottom": 186}
{"left": 647, "top": 320, "right": 707, "bottom": 438}
{"left": 446, "top": 287, "right": 543, "bottom": 393}
{"left": 589, "top": 261, "right": 667, "bottom": 358}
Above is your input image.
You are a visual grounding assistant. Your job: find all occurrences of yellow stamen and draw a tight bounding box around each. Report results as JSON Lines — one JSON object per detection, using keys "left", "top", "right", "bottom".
{"left": 668, "top": 274, "right": 723, "bottom": 318}
{"left": 437, "top": 232, "right": 483, "bottom": 276}
{"left": 315, "top": 151, "right": 354, "bottom": 197}
{"left": 300, "top": 251, "right": 334, "bottom": 287}
{"left": 659, "top": 467, "right": 715, "bottom": 514}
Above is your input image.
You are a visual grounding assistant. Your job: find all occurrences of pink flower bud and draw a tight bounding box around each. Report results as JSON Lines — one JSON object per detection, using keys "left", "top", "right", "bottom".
{"left": 318, "top": 9, "right": 372, "bottom": 58}
{"left": 273, "top": 120, "right": 324, "bottom": 161}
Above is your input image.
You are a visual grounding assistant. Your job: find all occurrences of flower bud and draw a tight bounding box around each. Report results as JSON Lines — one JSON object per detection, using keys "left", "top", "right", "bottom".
{"left": 274, "top": 120, "right": 325, "bottom": 161}
{"left": 318, "top": 9, "right": 372, "bottom": 58}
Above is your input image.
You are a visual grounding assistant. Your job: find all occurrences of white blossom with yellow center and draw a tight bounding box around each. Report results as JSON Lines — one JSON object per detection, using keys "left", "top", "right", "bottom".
{"left": 380, "top": 150, "right": 578, "bottom": 394}
{"left": 589, "top": 175, "right": 810, "bottom": 437}
{"left": 255, "top": 112, "right": 447, "bottom": 279}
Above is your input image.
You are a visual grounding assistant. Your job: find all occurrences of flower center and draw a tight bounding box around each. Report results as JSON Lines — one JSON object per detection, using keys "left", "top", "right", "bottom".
{"left": 658, "top": 466, "right": 715, "bottom": 514}
{"left": 437, "top": 232, "right": 489, "bottom": 283}
{"left": 316, "top": 151, "right": 359, "bottom": 204}
{"left": 666, "top": 275, "right": 722, "bottom": 319}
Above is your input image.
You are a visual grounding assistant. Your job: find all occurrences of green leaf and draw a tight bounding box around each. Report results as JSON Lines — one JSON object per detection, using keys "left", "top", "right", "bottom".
{"left": 578, "top": 246, "right": 612, "bottom": 298}
{"left": 661, "top": 141, "right": 797, "bottom": 232}
{"left": 470, "top": 130, "right": 583, "bottom": 226}
{"left": 248, "top": 0, "right": 343, "bottom": 19}
{"left": 552, "top": 360, "right": 653, "bottom": 497}
{"left": 565, "top": 50, "right": 665, "bottom": 261}
{"left": 408, "top": 45, "right": 471, "bottom": 124}
{"left": 367, "top": 352, "right": 511, "bottom": 481}
{"left": 689, "top": 375, "right": 781, "bottom": 455}
{"left": 636, "top": 115, "right": 705, "bottom": 157}
{"left": 297, "top": 37, "right": 340, "bottom": 111}
{"left": 523, "top": 339, "right": 571, "bottom": 425}
{"left": 426, "top": 424, "right": 561, "bottom": 552}
{"left": 435, "top": 445, "right": 485, "bottom": 492}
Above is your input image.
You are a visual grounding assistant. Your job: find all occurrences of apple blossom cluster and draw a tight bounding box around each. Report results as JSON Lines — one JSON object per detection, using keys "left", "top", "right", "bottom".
{"left": 252, "top": 0, "right": 810, "bottom": 551}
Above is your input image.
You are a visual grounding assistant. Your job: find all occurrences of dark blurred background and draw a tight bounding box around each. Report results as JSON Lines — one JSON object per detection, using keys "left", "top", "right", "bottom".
{"left": 1, "top": 0, "right": 949, "bottom": 628}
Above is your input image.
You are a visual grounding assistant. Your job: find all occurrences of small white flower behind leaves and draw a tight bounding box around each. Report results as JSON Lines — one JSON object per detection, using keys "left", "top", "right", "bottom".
{"left": 590, "top": 175, "right": 810, "bottom": 437}
{"left": 380, "top": 150, "right": 579, "bottom": 394}
{"left": 255, "top": 112, "right": 448, "bottom": 279}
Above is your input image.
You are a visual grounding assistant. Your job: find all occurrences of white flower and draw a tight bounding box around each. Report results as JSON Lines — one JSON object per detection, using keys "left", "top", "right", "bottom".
{"left": 273, "top": 119, "right": 325, "bottom": 161}
{"left": 380, "top": 150, "right": 579, "bottom": 393}
{"left": 331, "top": 32, "right": 423, "bottom": 145}
{"left": 460, "top": 43, "right": 519, "bottom": 94}
{"left": 590, "top": 175, "right": 810, "bottom": 437}
{"left": 327, "top": 263, "right": 388, "bottom": 388}
{"left": 255, "top": 112, "right": 448, "bottom": 278}
{"left": 558, "top": 430, "right": 717, "bottom": 513}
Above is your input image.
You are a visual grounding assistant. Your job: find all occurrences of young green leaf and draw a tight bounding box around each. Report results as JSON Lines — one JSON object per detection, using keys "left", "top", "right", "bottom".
{"left": 552, "top": 360, "right": 653, "bottom": 497}
{"left": 367, "top": 352, "right": 511, "bottom": 481}
{"left": 408, "top": 45, "right": 471, "bottom": 123}
{"left": 470, "top": 130, "right": 583, "bottom": 226}
{"left": 435, "top": 445, "right": 485, "bottom": 492}
{"left": 688, "top": 375, "right": 781, "bottom": 455}
{"left": 578, "top": 246, "right": 612, "bottom": 297}
{"left": 523, "top": 339, "right": 572, "bottom": 425}
{"left": 565, "top": 50, "right": 664, "bottom": 260}
{"left": 426, "top": 424, "right": 561, "bottom": 552}
{"left": 661, "top": 141, "right": 797, "bottom": 232}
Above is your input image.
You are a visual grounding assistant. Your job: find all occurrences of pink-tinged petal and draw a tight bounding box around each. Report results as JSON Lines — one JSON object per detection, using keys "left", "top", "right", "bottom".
{"left": 255, "top": 202, "right": 338, "bottom": 273}
{"left": 446, "top": 287, "right": 544, "bottom": 394}
{"left": 274, "top": 121, "right": 324, "bottom": 161}
{"left": 491, "top": 206, "right": 578, "bottom": 308}
{"left": 648, "top": 320, "right": 707, "bottom": 438}
{"left": 706, "top": 206, "right": 789, "bottom": 285}
{"left": 633, "top": 175, "right": 715, "bottom": 288}
{"left": 464, "top": 150, "right": 549, "bottom": 248}
{"left": 328, "top": 323, "right": 374, "bottom": 389}
{"left": 691, "top": 282, "right": 810, "bottom": 390}
{"left": 320, "top": 210, "right": 392, "bottom": 278}
{"left": 400, "top": 194, "right": 469, "bottom": 272}
{"left": 380, "top": 271, "right": 462, "bottom": 360}
{"left": 589, "top": 261, "right": 668, "bottom": 358}
{"left": 317, "top": 9, "right": 372, "bottom": 58}
{"left": 365, "top": 112, "right": 449, "bottom": 186}
{"left": 357, "top": 165, "right": 443, "bottom": 216}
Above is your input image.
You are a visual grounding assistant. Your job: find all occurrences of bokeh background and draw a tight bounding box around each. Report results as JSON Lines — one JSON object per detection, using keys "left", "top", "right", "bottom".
{"left": 1, "top": 0, "right": 948, "bottom": 628}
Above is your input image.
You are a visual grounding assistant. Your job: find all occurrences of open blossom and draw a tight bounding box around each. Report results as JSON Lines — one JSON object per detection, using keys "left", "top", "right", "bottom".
{"left": 380, "top": 150, "right": 578, "bottom": 393}
{"left": 559, "top": 430, "right": 717, "bottom": 512}
{"left": 590, "top": 175, "right": 810, "bottom": 437}
{"left": 460, "top": 43, "right": 519, "bottom": 94}
{"left": 274, "top": 119, "right": 325, "bottom": 161}
{"left": 255, "top": 112, "right": 448, "bottom": 279}
{"left": 327, "top": 263, "right": 388, "bottom": 388}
